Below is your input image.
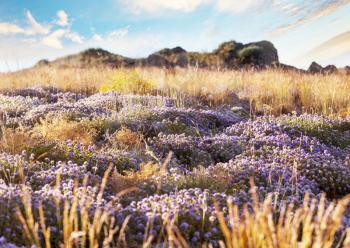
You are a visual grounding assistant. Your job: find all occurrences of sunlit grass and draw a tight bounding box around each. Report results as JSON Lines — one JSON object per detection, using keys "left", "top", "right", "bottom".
{"left": 1, "top": 66, "right": 349, "bottom": 116}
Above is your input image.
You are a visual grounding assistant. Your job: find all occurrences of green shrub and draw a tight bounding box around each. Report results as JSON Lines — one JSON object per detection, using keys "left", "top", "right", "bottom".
{"left": 238, "top": 45, "right": 262, "bottom": 64}
{"left": 278, "top": 115, "right": 350, "bottom": 148}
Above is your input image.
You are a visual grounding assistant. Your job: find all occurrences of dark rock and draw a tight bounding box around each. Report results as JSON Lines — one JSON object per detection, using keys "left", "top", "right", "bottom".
{"left": 158, "top": 47, "right": 186, "bottom": 56}
{"left": 272, "top": 62, "right": 306, "bottom": 73}
{"left": 308, "top": 62, "right": 323, "bottom": 73}
{"left": 322, "top": 65, "right": 338, "bottom": 74}
{"left": 36, "top": 59, "right": 50, "bottom": 66}
{"left": 175, "top": 54, "right": 189, "bottom": 67}
{"left": 34, "top": 39, "right": 279, "bottom": 70}
{"left": 241, "top": 41, "right": 279, "bottom": 67}
{"left": 213, "top": 41, "right": 243, "bottom": 67}
{"left": 344, "top": 66, "right": 350, "bottom": 75}
{"left": 146, "top": 54, "right": 172, "bottom": 68}
{"left": 308, "top": 62, "right": 339, "bottom": 74}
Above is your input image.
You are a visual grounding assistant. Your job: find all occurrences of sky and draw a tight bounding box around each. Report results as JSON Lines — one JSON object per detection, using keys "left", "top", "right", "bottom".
{"left": 0, "top": 0, "right": 350, "bottom": 71}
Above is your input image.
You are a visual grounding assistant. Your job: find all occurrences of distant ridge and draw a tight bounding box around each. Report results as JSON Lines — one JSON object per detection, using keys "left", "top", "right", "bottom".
{"left": 35, "top": 40, "right": 280, "bottom": 70}
{"left": 33, "top": 39, "right": 350, "bottom": 74}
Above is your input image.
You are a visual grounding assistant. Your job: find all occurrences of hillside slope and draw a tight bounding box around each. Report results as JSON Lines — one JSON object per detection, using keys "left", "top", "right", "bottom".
{"left": 35, "top": 40, "right": 279, "bottom": 69}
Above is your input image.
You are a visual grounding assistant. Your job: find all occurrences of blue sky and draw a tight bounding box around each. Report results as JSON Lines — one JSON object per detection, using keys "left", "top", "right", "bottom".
{"left": 0, "top": 0, "right": 350, "bottom": 71}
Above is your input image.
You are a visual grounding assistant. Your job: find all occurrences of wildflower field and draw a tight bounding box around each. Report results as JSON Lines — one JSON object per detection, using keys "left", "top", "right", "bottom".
{"left": 0, "top": 68, "right": 349, "bottom": 247}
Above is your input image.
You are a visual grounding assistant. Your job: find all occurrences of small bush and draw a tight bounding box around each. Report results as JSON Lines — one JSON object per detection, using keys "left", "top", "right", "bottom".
{"left": 34, "top": 118, "right": 107, "bottom": 145}
{"left": 238, "top": 45, "right": 263, "bottom": 64}
{"left": 110, "top": 127, "right": 143, "bottom": 150}
{"left": 100, "top": 69, "right": 155, "bottom": 94}
{"left": 278, "top": 114, "right": 350, "bottom": 148}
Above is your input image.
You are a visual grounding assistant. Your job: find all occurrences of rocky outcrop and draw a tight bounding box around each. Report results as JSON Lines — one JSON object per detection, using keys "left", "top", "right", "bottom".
{"left": 36, "top": 40, "right": 279, "bottom": 70}
{"left": 144, "top": 54, "right": 171, "bottom": 67}
{"left": 33, "top": 40, "right": 345, "bottom": 74}
{"left": 272, "top": 62, "right": 306, "bottom": 73}
{"left": 322, "top": 65, "right": 338, "bottom": 74}
{"left": 241, "top": 41, "right": 279, "bottom": 67}
{"left": 308, "top": 62, "right": 339, "bottom": 74}
{"left": 344, "top": 66, "right": 350, "bottom": 75}
{"left": 308, "top": 62, "right": 323, "bottom": 73}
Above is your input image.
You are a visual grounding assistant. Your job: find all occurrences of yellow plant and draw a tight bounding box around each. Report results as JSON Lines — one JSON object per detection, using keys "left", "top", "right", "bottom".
{"left": 99, "top": 69, "right": 155, "bottom": 94}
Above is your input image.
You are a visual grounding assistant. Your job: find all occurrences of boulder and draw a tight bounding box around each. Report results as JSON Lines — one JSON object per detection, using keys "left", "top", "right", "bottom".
{"left": 158, "top": 47, "right": 186, "bottom": 56}
{"left": 237, "top": 41, "right": 278, "bottom": 67}
{"left": 344, "top": 66, "right": 350, "bottom": 75}
{"left": 146, "top": 54, "right": 172, "bottom": 68}
{"left": 272, "top": 62, "right": 305, "bottom": 73}
{"left": 213, "top": 41, "right": 244, "bottom": 63}
{"left": 36, "top": 59, "right": 50, "bottom": 67}
{"left": 308, "top": 62, "right": 323, "bottom": 73}
{"left": 322, "top": 65, "right": 338, "bottom": 74}
{"left": 247, "top": 41, "right": 279, "bottom": 67}
{"left": 33, "top": 39, "right": 280, "bottom": 70}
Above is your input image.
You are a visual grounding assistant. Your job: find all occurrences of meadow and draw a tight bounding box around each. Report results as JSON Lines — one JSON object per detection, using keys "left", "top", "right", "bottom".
{"left": 0, "top": 67, "right": 349, "bottom": 247}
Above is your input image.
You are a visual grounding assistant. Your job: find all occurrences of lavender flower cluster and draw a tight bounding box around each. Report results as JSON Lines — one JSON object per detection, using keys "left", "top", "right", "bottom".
{"left": 0, "top": 88, "right": 349, "bottom": 246}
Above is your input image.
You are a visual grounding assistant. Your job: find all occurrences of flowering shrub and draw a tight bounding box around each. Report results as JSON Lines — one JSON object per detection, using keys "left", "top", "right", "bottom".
{"left": 0, "top": 87, "right": 349, "bottom": 246}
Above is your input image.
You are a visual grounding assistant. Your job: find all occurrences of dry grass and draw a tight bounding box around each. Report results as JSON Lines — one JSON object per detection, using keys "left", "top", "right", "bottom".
{"left": 0, "top": 127, "right": 41, "bottom": 154}
{"left": 110, "top": 127, "right": 143, "bottom": 150}
{"left": 214, "top": 184, "right": 350, "bottom": 248}
{"left": 0, "top": 66, "right": 349, "bottom": 116}
{"left": 34, "top": 118, "right": 106, "bottom": 145}
{"left": 17, "top": 167, "right": 119, "bottom": 248}
{"left": 0, "top": 66, "right": 113, "bottom": 93}
{"left": 110, "top": 162, "right": 161, "bottom": 194}
{"left": 16, "top": 171, "right": 350, "bottom": 247}
{"left": 176, "top": 166, "right": 232, "bottom": 192}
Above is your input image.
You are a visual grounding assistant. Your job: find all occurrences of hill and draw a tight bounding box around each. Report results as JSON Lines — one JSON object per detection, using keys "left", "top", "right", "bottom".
{"left": 35, "top": 40, "right": 280, "bottom": 69}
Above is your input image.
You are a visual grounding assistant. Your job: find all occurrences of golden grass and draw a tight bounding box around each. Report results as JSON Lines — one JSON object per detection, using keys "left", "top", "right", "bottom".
{"left": 17, "top": 167, "right": 119, "bottom": 248}
{"left": 1, "top": 66, "right": 349, "bottom": 116}
{"left": 17, "top": 174, "right": 350, "bottom": 247}
{"left": 214, "top": 187, "right": 350, "bottom": 248}
{"left": 111, "top": 127, "right": 143, "bottom": 150}
{"left": 176, "top": 165, "right": 232, "bottom": 192}
{"left": 110, "top": 162, "right": 161, "bottom": 194}
{"left": 0, "top": 127, "right": 40, "bottom": 154}
{"left": 34, "top": 118, "right": 105, "bottom": 145}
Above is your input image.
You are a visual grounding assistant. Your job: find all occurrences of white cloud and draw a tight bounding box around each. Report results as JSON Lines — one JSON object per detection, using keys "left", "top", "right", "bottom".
{"left": 215, "top": 0, "right": 265, "bottom": 12}
{"left": 273, "top": 0, "right": 350, "bottom": 35}
{"left": 0, "top": 11, "right": 50, "bottom": 36}
{"left": 41, "top": 28, "right": 83, "bottom": 49}
{"left": 65, "top": 30, "right": 83, "bottom": 43}
{"left": 25, "top": 10, "right": 51, "bottom": 35}
{"left": 41, "top": 29, "right": 65, "bottom": 49}
{"left": 0, "top": 10, "right": 83, "bottom": 50}
{"left": 89, "top": 27, "right": 129, "bottom": 43}
{"left": 121, "top": 0, "right": 269, "bottom": 13}
{"left": 56, "top": 10, "right": 69, "bottom": 26}
{"left": 83, "top": 28, "right": 169, "bottom": 58}
{"left": 108, "top": 28, "right": 129, "bottom": 38}
{"left": 302, "top": 31, "right": 350, "bottom": 63}
{"left": 92, "top": 33, "right": 103, "bottom": 41}
{"left": 121, "top": 0, "right": 207, "bottom": 13}
{"left": 0, "top": 23, "right": 25, "bottom": 34}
